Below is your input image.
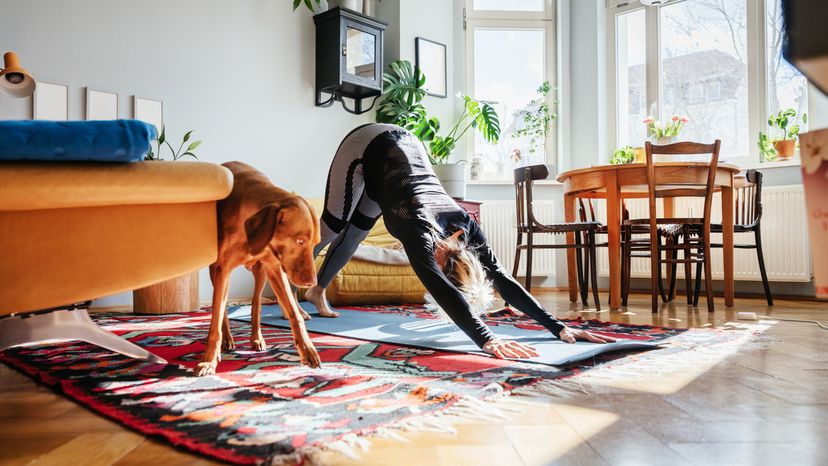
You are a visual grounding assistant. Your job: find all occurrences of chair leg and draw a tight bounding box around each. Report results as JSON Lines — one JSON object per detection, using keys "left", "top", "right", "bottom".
{"left": 657, "top": 235, "right": 669, "bottom": 304}
{"left": 576, "top": 233, "right": 587, "bottom": 306}
{"left": 683, "top": 231, "right": 693, "bottom": 305}
{"left": 668, "top": 237, "right": 678, "bottom": 301}
{"left": 693, "top": 260, "right": 702, "bottom": 306}
{"left": 513, "top": 232, "right": 523, "bottom": 279}
{"left": 622, "top": 227, "right": 631, "bottom": 306}
{"left": 525, "top": 233, "right": 534, "bottom": 293}
{"left": 650, "top": 231, "right": 660, "bottom": 313}
{"left": 703, "top": 239, "right": 714, "bottom": 312}
{"left": 755, "top": 228, "right": 773, "bottom": 306}
{"left": 589, "top": 231, "right": 601, "bottom": 311}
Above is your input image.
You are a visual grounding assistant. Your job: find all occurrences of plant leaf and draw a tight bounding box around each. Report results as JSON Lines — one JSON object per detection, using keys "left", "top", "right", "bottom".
{"left": 186, "top": 140, "right": 202, "bottom": 152}
{"left": 183, "top": 130, "right": 193, "bottom": 143}
{"left": 158, "top": 126, "right": 166, "bottom": 145}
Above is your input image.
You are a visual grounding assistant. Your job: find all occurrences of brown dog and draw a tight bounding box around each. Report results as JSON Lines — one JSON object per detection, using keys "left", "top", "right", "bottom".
{"left": 195, "top": 161, "right": 321, "bottom": 376}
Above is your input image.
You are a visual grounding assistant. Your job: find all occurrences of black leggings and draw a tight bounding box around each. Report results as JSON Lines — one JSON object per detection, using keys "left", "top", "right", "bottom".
{"left": 314, "top": 125, "right": 396, "bottom": 287}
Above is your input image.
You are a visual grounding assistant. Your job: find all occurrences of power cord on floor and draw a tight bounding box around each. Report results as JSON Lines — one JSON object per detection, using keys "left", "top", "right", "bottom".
{"left": 758, "top": 315, "right": 828, "bottom": 331}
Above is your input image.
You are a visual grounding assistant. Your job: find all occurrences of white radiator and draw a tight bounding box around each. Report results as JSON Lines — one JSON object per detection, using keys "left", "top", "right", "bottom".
{"left": 592, "top": 185, "right": 812, "bottom": 282}
{"left": 480, "top": 200, "right": 558, "bottom": 276}
{"left": 477, "top": 185, "right": 811, "bottom": 283}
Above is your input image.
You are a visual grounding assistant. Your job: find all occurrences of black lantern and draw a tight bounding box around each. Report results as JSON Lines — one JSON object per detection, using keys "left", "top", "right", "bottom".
{"left": 314, "top": 7, "right": 387, "bottom": 115}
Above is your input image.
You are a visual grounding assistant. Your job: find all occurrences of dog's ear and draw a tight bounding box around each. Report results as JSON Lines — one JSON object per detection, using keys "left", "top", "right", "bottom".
{"left": 244, "top": 204, "right": 282, "bottom": 255}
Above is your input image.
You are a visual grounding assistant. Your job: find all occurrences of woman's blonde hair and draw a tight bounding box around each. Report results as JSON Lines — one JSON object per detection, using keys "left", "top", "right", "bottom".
{"left": 425, "top": 232, "right": 494, "bottom": 319}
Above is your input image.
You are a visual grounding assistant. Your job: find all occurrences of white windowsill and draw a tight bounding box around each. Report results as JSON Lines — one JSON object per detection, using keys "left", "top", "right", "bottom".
{"left": 742, "top": 159, "right": 802, "bottom": 170}
{"left": 466, "top": 179, "right": 563, "bottom": 186}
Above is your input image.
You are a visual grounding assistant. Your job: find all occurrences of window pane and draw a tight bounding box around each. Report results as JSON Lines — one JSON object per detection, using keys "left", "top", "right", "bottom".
{"left": 660, "top": 0, "right": 749, "bottom": 159}
{"left": 473, "top": 0, "right": 543, "bottom": 12}
{"left": 473, "top": 28, "right": 546, "bottom": 178}
{"left": 766, "top": 0, "right": 808, "bottom": 130}
{"left": 616, "top": 8, "right": 647, "bottom": 148}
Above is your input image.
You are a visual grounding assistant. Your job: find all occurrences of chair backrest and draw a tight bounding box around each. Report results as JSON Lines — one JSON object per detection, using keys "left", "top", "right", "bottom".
{"left": 514, "top": 164, "right": 549, "bottom": 230}
{"left": 734, "top": 169, "right": 764, "bottom": 227}
{"left": 644, "top": 140, "right": 721, "bottom": 232}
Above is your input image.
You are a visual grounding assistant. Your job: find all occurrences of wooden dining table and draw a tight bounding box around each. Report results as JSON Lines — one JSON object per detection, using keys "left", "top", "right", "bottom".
{"left": 557, "top": 162, "right": 741, "bottom": 310}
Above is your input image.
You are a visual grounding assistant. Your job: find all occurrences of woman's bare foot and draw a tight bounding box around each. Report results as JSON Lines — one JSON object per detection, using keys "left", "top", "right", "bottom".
{"left": 305, "top": 285, "right": 340, "bottom": 318}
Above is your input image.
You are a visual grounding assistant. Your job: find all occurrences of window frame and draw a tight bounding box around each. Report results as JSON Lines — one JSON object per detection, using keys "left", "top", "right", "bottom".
{"left": 606, "top": 0, "right": 811, "bottom": 167}
{"left": 464, "top": 0, "right": 557, "bottom": 176}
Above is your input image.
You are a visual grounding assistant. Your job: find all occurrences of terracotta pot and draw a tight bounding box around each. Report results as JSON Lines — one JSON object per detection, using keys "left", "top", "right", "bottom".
{"left": 774, "top": 139, "right": 796, "bottom": 160}
{"left": 432, "top": 163, "right": 466, "bottom": 199}
{"left": 133, "top": 270, "right": 200, "bottom": 314}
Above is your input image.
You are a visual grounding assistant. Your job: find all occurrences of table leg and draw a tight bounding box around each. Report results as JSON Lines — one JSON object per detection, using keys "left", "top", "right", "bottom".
{"left": 722, "top": 182, "right": 735, "bottom": 306}
{"left": 606, "top": 172, "right": 622, "bottom": 310}
{"left": 564, "top": 192, "right": 578, "bottom": 302}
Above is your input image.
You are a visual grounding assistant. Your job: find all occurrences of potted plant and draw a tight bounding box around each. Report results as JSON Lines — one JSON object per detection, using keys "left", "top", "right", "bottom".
{"left": 376, "top": 60, "right": 500, "bottom": 198}
{"left": 758, "top": 108, "right": 807, "bottom": 161}
{"left": 610, "top": 145, "right": 636, "bottom": 165}
{"left": 643, "top": 115, "right": 689, "bottom": 145}
{"left": 512, "top": 81, "right": 556, "bottom": 156}
{"left": 133, "top": 128, "right": 203, "bottom": 314}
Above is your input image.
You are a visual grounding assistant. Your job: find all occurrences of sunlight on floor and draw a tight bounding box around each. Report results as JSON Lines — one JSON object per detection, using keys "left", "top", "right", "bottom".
{"left": 574, "top": 320, "right": 775, "bottom": 395}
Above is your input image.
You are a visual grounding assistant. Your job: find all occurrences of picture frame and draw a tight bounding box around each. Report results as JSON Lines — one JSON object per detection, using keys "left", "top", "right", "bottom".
{"left": 133, "top": 96, "right": 164, "bottom": 133}
{"left": 85, "top": 88, "right": 119, "bottom": 120}
{"left": 415, "top": 37, "right": 447, "bottom": 98}
{"left": 32, "top": 82, "right": 69, "bottom": 120}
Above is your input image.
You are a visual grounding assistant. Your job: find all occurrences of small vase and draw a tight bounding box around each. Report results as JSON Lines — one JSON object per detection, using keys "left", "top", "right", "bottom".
{"left": 655, "top": 136, "right": 677, "bottom": 145}
{"left": 333, "top": 0, "right": 362, "bottom": 12}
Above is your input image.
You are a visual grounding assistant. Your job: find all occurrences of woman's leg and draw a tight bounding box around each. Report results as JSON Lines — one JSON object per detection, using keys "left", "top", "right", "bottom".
{"left": 306, "top": 195, "right": 381, "bottom": 316}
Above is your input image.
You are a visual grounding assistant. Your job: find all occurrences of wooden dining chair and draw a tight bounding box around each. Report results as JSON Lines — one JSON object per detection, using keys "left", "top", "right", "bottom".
{"left": 513, "top": 165, "right": 601, "bottom": 309}
{"left": 686, "top": 169, "right": 773, "bottom": 306}
{"left": 621, "top": 140, "right": 722, "bottom": 313}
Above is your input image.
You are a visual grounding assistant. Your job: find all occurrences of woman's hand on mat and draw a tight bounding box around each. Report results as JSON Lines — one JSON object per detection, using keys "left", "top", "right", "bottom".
{"left": 558, "top": 327, "right": 617, "bottom": 344}
{"left": 483, "top": 339, "right": 539, "bottom": 359}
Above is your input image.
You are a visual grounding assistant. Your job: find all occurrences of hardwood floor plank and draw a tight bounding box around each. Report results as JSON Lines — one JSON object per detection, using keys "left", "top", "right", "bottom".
{"left": 27, "top": 432, "right": 144, "bottom": 466}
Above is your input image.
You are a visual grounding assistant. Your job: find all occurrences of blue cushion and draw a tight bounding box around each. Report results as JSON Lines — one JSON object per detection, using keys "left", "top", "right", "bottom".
{"left": 0, "top": 120, "right": 157, "bottom": 163}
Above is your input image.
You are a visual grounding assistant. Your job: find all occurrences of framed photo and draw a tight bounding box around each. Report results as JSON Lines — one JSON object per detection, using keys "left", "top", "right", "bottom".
{"left": 415, "top": 37, "right": 447, "bottom": 98}
{"left": 33, "top": 82, "right": 69, "bottom": 120}
{"left": 86, "top": 88, "right": 119, "bottom": 120}
{"left": 133, "top": 96, "right": 164, "bottom": 133}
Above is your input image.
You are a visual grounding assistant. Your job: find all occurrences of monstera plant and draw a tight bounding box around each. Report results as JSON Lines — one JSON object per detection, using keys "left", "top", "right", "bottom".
{"left": 376, "top": 60, "right": 500, "bottom": 164}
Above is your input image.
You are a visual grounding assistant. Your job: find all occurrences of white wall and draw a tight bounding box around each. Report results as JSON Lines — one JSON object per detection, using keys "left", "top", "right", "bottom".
{"left": 0, "top": 0, "right": 378, "bottom": 307}
{"left": 0, "top": 0, "right": 460, "bottom": 308}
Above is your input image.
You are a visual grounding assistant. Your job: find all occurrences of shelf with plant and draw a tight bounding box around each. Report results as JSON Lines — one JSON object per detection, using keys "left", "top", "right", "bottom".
{"left": 758, "top": 108, "right": 807, "bottom": 162}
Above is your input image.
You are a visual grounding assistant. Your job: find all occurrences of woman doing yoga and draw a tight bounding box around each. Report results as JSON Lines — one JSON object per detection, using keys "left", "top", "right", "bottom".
{"left": 305, "top": 124, "right": 614, "bottom": 358}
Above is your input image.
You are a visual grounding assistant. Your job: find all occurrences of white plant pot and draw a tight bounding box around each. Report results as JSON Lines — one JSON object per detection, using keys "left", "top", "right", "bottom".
{"left": 655, "top": 136, "right": 677, "bottom": 145}
{"left": 433, "top": 163, "right": 466, "bottom": 199}
{"left": 331, "top": 0, "right": 362, "bottom": 12}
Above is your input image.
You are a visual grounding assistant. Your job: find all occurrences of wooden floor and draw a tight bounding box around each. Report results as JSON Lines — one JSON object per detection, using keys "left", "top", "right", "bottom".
{"left": 1, "top": 291, "right": 826, "bottom": 466}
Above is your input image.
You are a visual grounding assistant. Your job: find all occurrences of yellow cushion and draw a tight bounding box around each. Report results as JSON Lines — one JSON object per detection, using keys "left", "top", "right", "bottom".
{"left": 303, "top": 199, "right": 425, "bottom": 305}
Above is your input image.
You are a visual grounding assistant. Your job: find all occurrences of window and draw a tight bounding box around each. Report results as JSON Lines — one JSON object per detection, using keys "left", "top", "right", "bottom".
{"left": 465, "top": 0, "right": 555, "bottom": 180}
{"left": 609, "top": 0, "right": 810, "bottom": 164}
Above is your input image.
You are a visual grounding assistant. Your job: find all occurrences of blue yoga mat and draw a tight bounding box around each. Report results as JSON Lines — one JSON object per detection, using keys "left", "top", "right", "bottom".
{"left": 228, "top": 302, "right": 661, "bottom": 366}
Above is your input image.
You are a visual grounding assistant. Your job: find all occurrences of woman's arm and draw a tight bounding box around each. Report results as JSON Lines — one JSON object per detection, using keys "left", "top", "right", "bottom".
{"left": 466, "top": 222, "right": 616, "bottom": 344}
{"left": 466, "top": 222, "right": 567, "bottom": 337}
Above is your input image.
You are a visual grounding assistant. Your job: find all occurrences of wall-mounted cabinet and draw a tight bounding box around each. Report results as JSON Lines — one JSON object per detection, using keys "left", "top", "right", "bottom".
{"left": 314, "top": 7, "right": 387, "bottom": 114}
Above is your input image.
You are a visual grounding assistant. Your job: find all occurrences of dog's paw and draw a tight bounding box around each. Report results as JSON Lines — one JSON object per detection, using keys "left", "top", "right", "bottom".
{"left": 194, "top": 361, "right": 217, "bottom": 377}
{"left": 222, "top": 335, "right": 236, "bottom": 352}
{"left": 250, "top": 335, "right": 268, "bottom": 352}
{"left": 297, "top": 342, "right": 321, "bottom": 368}
{"left": 299, "top": 308, "right": 311, "bottom": 321}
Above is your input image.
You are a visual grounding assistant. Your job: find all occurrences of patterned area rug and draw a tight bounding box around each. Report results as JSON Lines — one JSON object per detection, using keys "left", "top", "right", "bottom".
{"left": 0, "top": 306, "right": 762, "bottom": 465}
